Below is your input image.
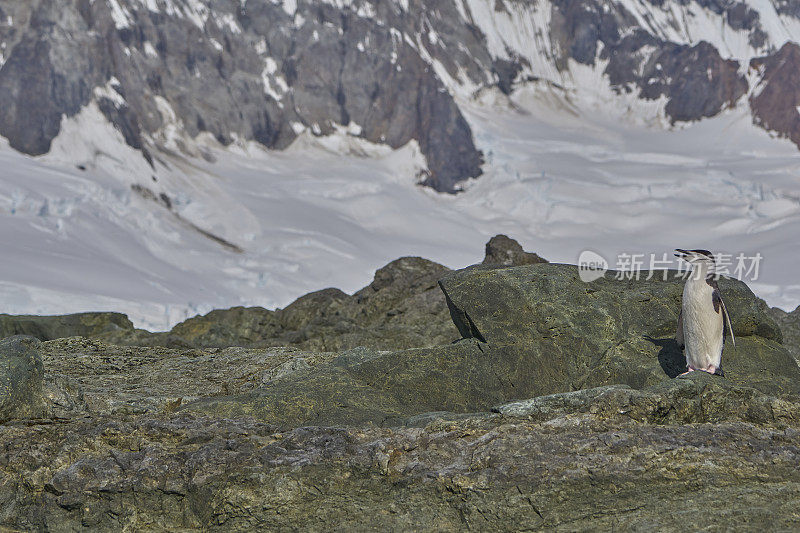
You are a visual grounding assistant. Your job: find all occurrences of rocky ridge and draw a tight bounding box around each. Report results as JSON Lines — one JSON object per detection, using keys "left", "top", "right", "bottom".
{"left": 0, "top": 255, "right": 460, "bottom": 351}
{"left": 0, "top": 236, "right": 799, "bottom": 529}
{"left": 0, "top": 235, "right": 547, "bottom": 350}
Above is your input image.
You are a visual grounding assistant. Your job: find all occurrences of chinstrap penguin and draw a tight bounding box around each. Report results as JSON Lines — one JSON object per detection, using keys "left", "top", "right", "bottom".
{"left": 674, "top": 249, "right": 735, "bottom": 377}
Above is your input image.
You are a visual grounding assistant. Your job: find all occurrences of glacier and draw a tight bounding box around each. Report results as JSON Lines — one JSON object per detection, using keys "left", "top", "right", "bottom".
{"left": 1, "top": 83, "right": 799, "bottom": 331}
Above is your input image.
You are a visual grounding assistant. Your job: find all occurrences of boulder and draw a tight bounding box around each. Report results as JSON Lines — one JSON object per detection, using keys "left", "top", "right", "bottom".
{"left": 438, "top": 263, "right": 782, "bottom": 346}
{"left": 0, "top": 336, "right": 44, "bottom": 421}
{"left": 482, "top": 234, "right": 548, "bottom": 266}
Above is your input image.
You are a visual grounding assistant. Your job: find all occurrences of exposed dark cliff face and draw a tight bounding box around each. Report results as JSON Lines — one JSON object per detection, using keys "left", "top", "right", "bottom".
{"left": 0, "top": 3, "right": 110, "bottom": 155}
{"left": 775, "top": 0, "right": 800, "bottom": 18}
{"left": 750, "top": 42, "right": 800, "bottom": 150}
{"left": 547, "top": 1, "right": 748, "bottom": 124}
{"left": 606, "top": 39, "right": 747, "bottom": 123}
{"left": 0, "top": 0, "right": 485, "bottom": 192}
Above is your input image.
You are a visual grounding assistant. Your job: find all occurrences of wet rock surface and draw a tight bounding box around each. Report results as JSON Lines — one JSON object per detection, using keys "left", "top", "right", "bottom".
{"left": 0, "top": 240, "right": 799, "bottom": 529}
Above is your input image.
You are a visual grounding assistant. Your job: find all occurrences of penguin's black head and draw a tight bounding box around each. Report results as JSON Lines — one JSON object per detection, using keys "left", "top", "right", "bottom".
{"left": 674, "top": 249, "right": 716, "bottom": 264}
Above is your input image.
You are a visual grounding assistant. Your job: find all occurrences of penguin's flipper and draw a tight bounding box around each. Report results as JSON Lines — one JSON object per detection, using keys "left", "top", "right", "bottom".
{"left": 710, "top": 282, "right": 735, "bottom": 348}
{"left": 718, "top": 295, "right": 735, "bottom": 348}
{"left": 714, "top": 365, "right": 725, "bottom": 377}
{"left": 676, "top": 309, "right": 685, "bottom": 349}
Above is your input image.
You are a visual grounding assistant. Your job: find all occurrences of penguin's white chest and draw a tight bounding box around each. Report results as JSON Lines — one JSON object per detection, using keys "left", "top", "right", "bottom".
{"left": 681, "top": 279, "right": 724, "bottom": 369}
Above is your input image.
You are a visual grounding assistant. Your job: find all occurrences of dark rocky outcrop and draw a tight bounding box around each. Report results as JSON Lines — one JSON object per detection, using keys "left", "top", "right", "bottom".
{"left": 0, "top": 336, "right": 44, "bottom": 421}
{"left": 775, "top": 0, "right": 800, "bottom": 18}
{"left": 439, "top": 264, "right": 783, "bottom": 346}
{"left": 0, "top": 237, "right": 550, "bottom": 350}
{"left": 0, "top": 259, "right": 458, "bottom": 351}
{"left": 482, "top": 234, "right": 548, "bottom": 266}
{"left": 187, "top": 264, "right": 799, "bottom": 428}
{"left": 548, "top": 1, "right": 749, "bottom": 123}
{"left": 439, "top": 264, "right": 794, "bottom": 393}
{"left": 3, "top": 236, "right": 552, "bottom": 350}
{"left": 603, "top": 37, "right": 747, "bottom": 123}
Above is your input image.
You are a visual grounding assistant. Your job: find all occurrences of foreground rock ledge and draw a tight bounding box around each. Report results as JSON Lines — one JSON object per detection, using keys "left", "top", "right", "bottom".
{"left": 1, "top": 375, "right": 799, "bottom": 531}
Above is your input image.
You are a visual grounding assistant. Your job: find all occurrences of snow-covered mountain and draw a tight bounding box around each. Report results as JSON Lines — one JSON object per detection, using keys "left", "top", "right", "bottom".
{"left": 5, "top": 0, "right": 800, "bottom": 189}
{"left": 1, "top": 0, "right": 800, "bottom": 329}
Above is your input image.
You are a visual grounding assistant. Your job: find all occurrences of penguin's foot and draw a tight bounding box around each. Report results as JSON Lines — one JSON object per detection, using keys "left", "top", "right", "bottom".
{"left": 677, "top": 365, "right": 723, "bottom": 378}
{"left": 678, "top": 365, "right": 724, "bottom": 378}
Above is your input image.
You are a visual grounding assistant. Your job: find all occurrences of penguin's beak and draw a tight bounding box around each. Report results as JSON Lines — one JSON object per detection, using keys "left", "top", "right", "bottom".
{"left": 674, "top": 249, "right": 689, "bottom": 260}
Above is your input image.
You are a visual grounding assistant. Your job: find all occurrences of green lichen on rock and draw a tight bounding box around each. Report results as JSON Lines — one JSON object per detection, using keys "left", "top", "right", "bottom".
{"left": 494, "top": 373, "right": 799, "bottom": 426}
{"left": 1, "top": 382, "right": 799, "bottom": 531}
